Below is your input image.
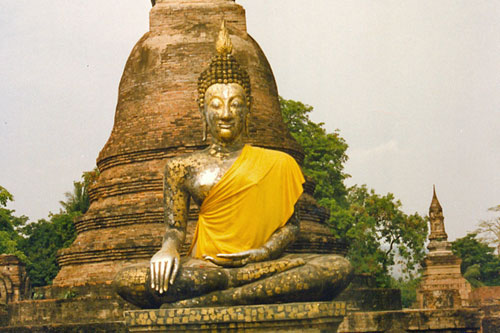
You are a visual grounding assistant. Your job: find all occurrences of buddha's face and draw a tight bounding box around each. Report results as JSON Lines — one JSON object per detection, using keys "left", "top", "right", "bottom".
{"left": 203, "top": 83, "right": 249, "bottom": 144}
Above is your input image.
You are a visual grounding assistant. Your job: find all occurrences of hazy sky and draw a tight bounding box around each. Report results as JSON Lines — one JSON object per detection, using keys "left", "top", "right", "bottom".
{"left": 1, "top": 1, "right": 499, "bottom": 242}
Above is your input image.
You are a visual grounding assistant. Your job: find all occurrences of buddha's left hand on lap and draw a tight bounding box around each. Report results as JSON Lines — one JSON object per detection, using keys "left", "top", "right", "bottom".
{"left": 203, "top": 246, "right": 270, "bottom": 267}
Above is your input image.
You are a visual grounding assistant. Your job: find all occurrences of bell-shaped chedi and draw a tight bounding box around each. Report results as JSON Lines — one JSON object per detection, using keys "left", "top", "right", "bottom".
{"left": 53, "top": 0, "right": 336, "bottom": 287}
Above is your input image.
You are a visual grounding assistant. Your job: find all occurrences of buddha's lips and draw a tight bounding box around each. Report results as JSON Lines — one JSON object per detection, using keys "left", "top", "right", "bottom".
{"left": 218, "top": 122, "right": 234, "bottom": 129}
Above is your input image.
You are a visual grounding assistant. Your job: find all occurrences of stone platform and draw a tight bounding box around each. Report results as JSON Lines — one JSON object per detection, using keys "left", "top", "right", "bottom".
{"left": 334, "top": 274, "right": 402, "bottom": 312}
{"left": 338, "top": 308, "right": 483, "bottom": 333}
{"left": 124, "top": 301, "right": 346, "bottom": 332}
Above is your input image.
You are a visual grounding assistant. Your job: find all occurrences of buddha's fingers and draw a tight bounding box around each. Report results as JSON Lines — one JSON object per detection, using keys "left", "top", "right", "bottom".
{"left": 170, "top": 257, "right": 179, "bottom": 285}
{"left": 157, "top": 261, "right": 163, "bottom": 293}
{"left": 150, "top": 262, "right": 156, "bottom": 289}
{"left": 156, "top": 261, "right": 162, "bottom": 292}
{"left": 204, "top": 254, "right": 246, "bottom": 267}
{"left": 203, "top": 255, "right": 225, "bottom": 266}
{"left": 217, "top": 252, "right": 251, "bottom": 260}
{"left": 163, "top": 260, "right": 173, "bottom": 293}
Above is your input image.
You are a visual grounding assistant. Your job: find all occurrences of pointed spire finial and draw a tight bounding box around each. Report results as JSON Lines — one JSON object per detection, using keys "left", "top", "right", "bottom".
{"left": 428, "top": 185, "right": 448, "bottom": 241}
{"left": 430, "top": 184, "right": 442, "bottom": 214}
{"left": 216, "top": 20, "right": 233, "bottom": 56}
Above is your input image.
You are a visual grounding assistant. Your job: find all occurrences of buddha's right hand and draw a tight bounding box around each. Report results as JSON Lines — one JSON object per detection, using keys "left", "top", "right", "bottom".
{"left": 150, "top": 248, "right": 180, "bottom": 294}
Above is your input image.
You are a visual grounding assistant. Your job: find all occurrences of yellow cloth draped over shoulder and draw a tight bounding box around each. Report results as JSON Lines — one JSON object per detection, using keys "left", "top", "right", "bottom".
{"left": 190, "top": 145, "right": 305, "bottom": 259}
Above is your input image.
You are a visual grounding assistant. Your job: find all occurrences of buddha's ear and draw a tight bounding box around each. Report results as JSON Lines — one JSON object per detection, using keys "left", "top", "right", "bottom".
{"left": 202, "top": 120, "right": 208, "bottom": 142}
{"left": 244, "top": 103, "right": 251, "bottom": 137}
{"left": 245, "top": 114, "right": 250, "bottom": 137}
{"left": 197, "top": 100, "right": 208, "bottom": 142}
{"left": 201, "top": 114, "right": 208, "bottom": 142}
{"left": 245, "top": 95, "right": 252, "bottom": 137}
{"left": 247, "top": 95, "right": 253, "bottom": 111}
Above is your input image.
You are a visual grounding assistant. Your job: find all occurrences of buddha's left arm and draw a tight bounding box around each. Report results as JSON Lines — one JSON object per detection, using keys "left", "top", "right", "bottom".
{"left": 205, "top": 204, "right": 300, "bottom": 267}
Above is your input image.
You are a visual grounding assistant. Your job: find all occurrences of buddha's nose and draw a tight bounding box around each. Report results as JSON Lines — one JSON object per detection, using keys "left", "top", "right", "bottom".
{"left": 221, "top": 104, "right": 232, "bottom": 120}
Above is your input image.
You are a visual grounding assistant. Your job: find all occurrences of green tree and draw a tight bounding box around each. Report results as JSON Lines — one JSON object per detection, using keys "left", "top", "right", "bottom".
{"left": 0, "top": 186, "right": 28, "bottom": 262}
{"left": 451, "top": 233, "right": 500, "bottom": 287}
{"left": 280, "top": 97, "right": 428, "bottom": 289}
{"left": 59, "top": 168, "right": 99, "bottom": 215}
{"left": 0, "top": 186, "right": 14, "bottom": 207}
{"left": 0, "top": 170, "right": 97, "bottom": 287}
{"left": 17, "top": 212, "right": 79, "bottom": 287}
{"left": 17, "top": 169, "right": 97, "bottom": 287}
{"left": 343, "top": 185, "right": 427, "bottom": 285}
{"left": 280, "top": 97, "right": 349, "bottom": 207}
{"left": 390, "top": 276, "right": 422, "bottom": 308}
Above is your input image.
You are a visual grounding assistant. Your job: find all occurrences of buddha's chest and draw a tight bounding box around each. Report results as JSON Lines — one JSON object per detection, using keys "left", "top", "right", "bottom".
{"left": 186, "top": 156, "right": 238, "bottom": 205}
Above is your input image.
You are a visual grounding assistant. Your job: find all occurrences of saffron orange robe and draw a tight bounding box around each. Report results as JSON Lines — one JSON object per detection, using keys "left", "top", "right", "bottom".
{"left": 191, "top": 145, "right": 305, "bottom": 259}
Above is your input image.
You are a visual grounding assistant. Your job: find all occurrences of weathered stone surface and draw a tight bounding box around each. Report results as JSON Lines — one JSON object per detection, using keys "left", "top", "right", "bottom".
{"left": 124, "top": 301, "right": 346, "bottom": 332}
{"left": 334, "top": 274, "right": 402, "bottom": 312}
{"left": 470, "top": 287, "right": 500, "bottom": 333}
{"left": 338, "top": 308, "right": 482, "bottom": 333}
{"left": 483, "top": 317, "right": 500, "bottom": 333}
{"left": 5, "top": 296, "right": 131, "bottom": 327}
{"left": 470, "top": 286, "right": 500, "bottom": 307}
{"left": 0, "top": 255, "right": 30, "bottom": 304}
{"left": 0, "top": 323, "right": 127, "bottom": 333}
{"left": 416, "top": 253, "right": 472, "bottom": 309}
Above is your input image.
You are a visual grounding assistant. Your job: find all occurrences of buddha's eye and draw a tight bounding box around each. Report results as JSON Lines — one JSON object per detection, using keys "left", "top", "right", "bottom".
{"left": 209, "top": 99, "right": 222, "bottom": 109}
{"left": 231, "top": 98, "right": 243, "bottom": 109}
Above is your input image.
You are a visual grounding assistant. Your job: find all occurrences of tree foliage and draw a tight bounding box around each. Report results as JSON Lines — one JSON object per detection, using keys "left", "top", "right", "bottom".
{"left": 0, "top": 186, "right": 14, "bottom": 207}
{"left": 451, "top": 233, "right": 500, "bottom": 287}
{"left": 59, "top": 168, "right": 99, "bottom": 215}
{"left": 0, "top": 186, "right": 28, "bottom": 262}
{"left": 280, "top": 97, "right": 349, "bottom": 207}
{"left": 280, "top": 97, "right": 428, "bottom": 287}
{"left": 17, "top": 212, "right": 79, "bottom": 286}
{"left": 0, "top": 169, "right": 98, "bottom": 287}
{"left": 390, "top": 276, "right": 422, "bottom": 308}
{"left": 343, "top": 186, "right": 427, "bottom": 285}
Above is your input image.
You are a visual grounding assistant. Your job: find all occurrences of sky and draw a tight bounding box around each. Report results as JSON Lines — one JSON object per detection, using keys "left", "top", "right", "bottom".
{"left": 1, "top": 0, "right": 499, "bottom": 242}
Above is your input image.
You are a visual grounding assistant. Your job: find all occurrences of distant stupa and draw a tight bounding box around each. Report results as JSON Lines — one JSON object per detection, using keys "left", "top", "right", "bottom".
{"left": 416, "top": 187, "right": 471, "bottom": 309}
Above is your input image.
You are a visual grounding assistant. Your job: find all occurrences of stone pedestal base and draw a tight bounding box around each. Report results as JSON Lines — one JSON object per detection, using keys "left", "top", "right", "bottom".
{"left": 334, "top": 274, "right": 402, "bottom": 312}
{"left": 338, "top": 308, "right": 482, "bottom": 333}
{"left": 416, "top": 247, "right": 472, "bottom": 309}
{"left": 124, "top": 301, "right": 346, "bottom": 332}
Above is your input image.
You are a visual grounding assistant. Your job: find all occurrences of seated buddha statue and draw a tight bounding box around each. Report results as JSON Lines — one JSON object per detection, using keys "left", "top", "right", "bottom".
{"left": 114, "top": 22, "right": 352, "bottom": 309}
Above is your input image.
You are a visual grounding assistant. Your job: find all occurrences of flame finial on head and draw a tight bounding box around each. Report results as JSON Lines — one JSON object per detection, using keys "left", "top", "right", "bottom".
{"left": 197, "top": 20, "right": 252, "bottom": 111}
{"left": 216, "top": 20, "right": 233, "bottom": 56}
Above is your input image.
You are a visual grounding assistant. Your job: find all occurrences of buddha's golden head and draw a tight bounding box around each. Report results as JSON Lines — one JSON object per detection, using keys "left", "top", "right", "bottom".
{"left": 198, "top": 21, "right": 252, "bottom": 143}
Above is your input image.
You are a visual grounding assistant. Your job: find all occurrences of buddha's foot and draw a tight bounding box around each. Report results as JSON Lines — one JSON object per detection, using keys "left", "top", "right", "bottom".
{"left": 227, "top": 257, "right": 305, "bottom": 287}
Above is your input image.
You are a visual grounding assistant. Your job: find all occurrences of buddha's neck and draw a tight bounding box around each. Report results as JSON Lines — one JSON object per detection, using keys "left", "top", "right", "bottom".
{"left": 208, "top": 140, "right": 244, "bottom": 158}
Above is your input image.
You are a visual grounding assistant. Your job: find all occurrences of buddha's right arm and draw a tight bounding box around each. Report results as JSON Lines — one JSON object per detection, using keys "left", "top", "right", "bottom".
{"left": 150, "top": 159, "right": 190, "bottom": 294}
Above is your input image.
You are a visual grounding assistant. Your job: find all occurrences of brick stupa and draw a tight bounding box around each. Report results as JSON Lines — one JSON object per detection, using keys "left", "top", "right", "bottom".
{"left": 416, "top": 187, "right": 471, "bottom": 309}
{"left": 52, "top": 0, "right": 343, "bottom": 289}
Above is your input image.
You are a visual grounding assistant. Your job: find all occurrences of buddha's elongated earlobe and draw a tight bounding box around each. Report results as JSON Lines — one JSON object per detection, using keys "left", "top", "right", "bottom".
{"left": 245, "top": 114, "right": 249, "bottom": 137}
{"left": 202, "top": 118, "right": 208, "bottom": 141}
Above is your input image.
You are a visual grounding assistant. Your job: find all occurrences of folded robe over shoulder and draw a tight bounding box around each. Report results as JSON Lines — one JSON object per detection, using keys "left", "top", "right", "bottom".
{"left": 191, "top": 145, "right": 305, "bottom": 259}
